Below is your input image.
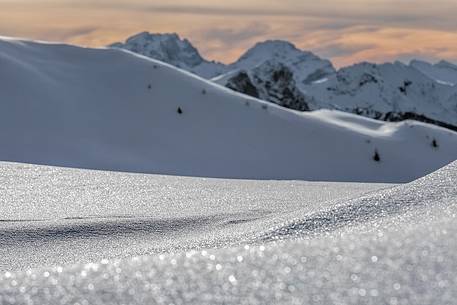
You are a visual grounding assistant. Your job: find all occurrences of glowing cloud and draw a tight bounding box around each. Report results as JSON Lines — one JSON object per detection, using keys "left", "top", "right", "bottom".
{"left": 0, "top": 0, "right": 456, "bottom": 66}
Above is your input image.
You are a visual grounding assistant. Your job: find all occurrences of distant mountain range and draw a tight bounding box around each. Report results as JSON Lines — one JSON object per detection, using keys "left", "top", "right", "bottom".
{"left": 111, "top": 32, "right": 457, "bottom": 131}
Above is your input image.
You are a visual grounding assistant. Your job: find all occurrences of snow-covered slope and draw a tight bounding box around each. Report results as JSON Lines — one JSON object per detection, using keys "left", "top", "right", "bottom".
{"left": 110, "top": 32, "right": 227, "bottom": 78}
{"left": 411, "top": 59, "right": 457, "bottom": 86}
{"left": 1, "top": 161, "right": 457, "bottom": 304}
{"left": 1, "top": 37, "right": 456, "bottom": 182}
{"left": 0, "top": 161, "right": 390, "bottom": 270}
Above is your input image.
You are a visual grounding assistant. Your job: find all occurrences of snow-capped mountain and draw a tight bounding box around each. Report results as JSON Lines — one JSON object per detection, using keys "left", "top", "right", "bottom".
{"left": 109, "top": 33, "right": 457, "bottom": 131}
{"left": 230, "top": 40, "right": 335, "bottom": 84}
{"left": 410, "top": 59, "right": 457, "bottom": 86}
{"left": 213, "top": 40, "right": 334, "bottom": 111}
{"left": 303, "top": 61, "right": 457, "bottom": 129}
{"left": 111, "top": 35, "right": 334, "bottom": 112}
{"left": 110, "top": 32, "right": 227, "bottom": 78}
{"left": 1, "top": 37, "right": 456, "bottom": 182}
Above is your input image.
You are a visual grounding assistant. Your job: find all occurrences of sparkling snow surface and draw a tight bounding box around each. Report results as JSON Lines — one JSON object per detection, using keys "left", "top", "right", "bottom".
{"left": 0, "top": 162, "right": 389, "bottom": 270}
{"left": 1, "top": 161, "right": 457, "bottom": 304}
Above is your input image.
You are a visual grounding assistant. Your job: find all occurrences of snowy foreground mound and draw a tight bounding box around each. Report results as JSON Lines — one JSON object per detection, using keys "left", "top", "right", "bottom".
{"left": 1, "top": 161, "right": 457, "bottom": 304}
{"left": 1, "top": 37, "right": 457, "bottom": 182}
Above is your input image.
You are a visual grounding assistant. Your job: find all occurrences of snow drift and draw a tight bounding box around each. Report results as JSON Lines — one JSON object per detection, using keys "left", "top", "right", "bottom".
{"left": 0, "top": 37, "right": 456, "bottom": 182}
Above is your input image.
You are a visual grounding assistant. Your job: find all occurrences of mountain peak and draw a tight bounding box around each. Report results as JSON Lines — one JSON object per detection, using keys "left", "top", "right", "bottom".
{"left": 410, "top": 59, "right": 457, "bottom": 85}
{"left": 235, "top": 40, "right": 319, "bottom": 66}
{"left": 410, "top": 59, "right": 457, "bottom": 70}
{"left": 110, "top": 32, "right": 229, "bottom": 78}
{"left": 110, "top": 31, "right": 205, "bottom": 68}
{"left": 436, "top": 60, "right": 457, "bottom": 70}
{"left": 231, "top": 39, "right": 335, "bottom": 84}
{"left": 249, "top": 40, "right": 298, "bottom": 51}
{"left": 124, "top": 32, "right": 183, "bottom": 45}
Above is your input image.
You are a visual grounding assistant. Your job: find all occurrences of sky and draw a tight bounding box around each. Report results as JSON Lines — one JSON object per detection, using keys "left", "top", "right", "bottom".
{"left": 1, "top": 0, "right": 457, "bottom": 67}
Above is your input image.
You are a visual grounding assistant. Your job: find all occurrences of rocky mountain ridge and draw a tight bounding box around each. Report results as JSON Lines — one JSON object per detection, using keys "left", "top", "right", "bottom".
{"left": 111, "top": 32, "right": 457, "bottom": 131}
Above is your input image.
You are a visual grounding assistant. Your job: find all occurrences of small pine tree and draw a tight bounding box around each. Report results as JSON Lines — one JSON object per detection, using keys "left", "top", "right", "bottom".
{"left": 202, "top": 89, "right": 207, "bottom": 95}
{"left": 432, "top": 138, "right": 439, "bottom": 148}
{"left": 177, "top": 107, "right": 183, "bottom": 114}
{"left": 148, "top": 84, "right": 152, "bottom": 90}
{"left": 373, "top": 149, "right": 381, "bottom": 162}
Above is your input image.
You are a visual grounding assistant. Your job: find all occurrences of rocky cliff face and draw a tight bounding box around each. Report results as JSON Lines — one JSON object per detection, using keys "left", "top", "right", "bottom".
{"left": 221, "top": 60, "right": 311, "bottom": 111}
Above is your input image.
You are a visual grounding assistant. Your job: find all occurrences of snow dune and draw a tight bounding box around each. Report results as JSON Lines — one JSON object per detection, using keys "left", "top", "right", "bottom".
{"left": 0, "top": 37, "right": 456, "bottom": 182}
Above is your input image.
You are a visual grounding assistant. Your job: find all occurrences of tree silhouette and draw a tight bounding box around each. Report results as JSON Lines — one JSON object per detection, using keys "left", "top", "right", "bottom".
{"left": 373, "top": 149, "right": 381, "bottom": 162}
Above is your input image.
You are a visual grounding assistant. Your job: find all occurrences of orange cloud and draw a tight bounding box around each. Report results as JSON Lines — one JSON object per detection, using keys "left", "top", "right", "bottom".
{"left": 0, "top": 1, "right": 456, "bottom": 67}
